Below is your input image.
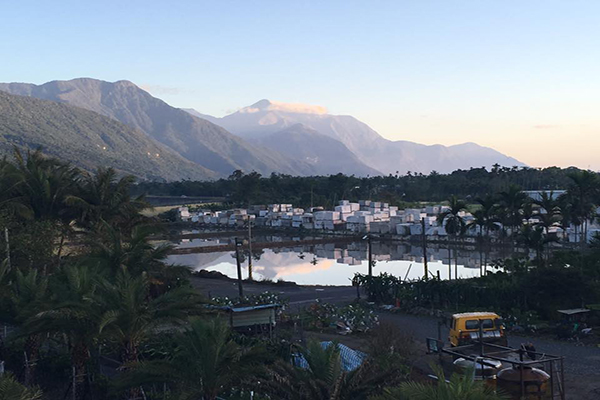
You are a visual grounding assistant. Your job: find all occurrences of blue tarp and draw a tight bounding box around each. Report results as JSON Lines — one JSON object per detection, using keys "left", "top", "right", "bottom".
{"left": 292, "top": 341, "right": 366, "bottom": 372}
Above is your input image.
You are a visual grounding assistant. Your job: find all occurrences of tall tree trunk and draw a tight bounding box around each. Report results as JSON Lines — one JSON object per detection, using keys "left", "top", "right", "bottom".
{"left": 454, "top": 237, "right": 458, "bottom": 280}
{"left": 23, "top": 334, "right": 41, "bottom": 387}
{"left": 72, "top": 341, "right": 89, "bottom": 400}
{"left": 479, "top": 231, "right": 483, "bottom": 278}
{"left": 448, "top": 244, "right": 452, "bottom": 280}
{"left": 121, "top": 341, "right": 140, "bottom": 400}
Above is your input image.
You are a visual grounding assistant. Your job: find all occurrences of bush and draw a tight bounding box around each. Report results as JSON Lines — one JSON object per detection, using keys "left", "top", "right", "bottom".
{"left": 211, "top": 291, "right": 289, "bottom": 307}
{"left": 302, "top": 300, "right": 378, "bottom": 333}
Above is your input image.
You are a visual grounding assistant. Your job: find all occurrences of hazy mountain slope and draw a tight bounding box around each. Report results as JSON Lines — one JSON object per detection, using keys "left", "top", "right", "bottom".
{"left": 200, "top": 99, "right": 524, "bottom": 174}
{"left": 0, "top": 91, "right": 215, "bottom": 181}
{"left": 253, "top": 124, "right": 381, "bottom": 176}
{"left": 364, "top": 140, "right": 524, "bottom": 175}
{"left": 181, "top": 108, "right": 220, "bottom": 123}
{"left": 0, "top": 79, "right": 315, "bottom": 176}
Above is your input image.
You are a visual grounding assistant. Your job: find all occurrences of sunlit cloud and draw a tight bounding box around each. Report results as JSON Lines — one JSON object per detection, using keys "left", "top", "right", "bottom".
{"left": 240, "top": 100, "right": 328, "bottom": 115}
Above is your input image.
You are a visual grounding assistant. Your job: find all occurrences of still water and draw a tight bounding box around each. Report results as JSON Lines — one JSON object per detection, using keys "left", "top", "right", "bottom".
{"left": 167, "top": 234, "right": 513, "bottom": 286}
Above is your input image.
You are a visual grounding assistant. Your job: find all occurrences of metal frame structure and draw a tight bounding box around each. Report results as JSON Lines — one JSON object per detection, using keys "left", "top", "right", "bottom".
{"left": 427, "top": 337, "right": 566, "bottom": 399}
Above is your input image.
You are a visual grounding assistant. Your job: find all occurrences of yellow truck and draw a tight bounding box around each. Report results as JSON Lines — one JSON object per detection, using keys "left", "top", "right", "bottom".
{"left": 449, "top": 312, "right": 507, "bottom": 347}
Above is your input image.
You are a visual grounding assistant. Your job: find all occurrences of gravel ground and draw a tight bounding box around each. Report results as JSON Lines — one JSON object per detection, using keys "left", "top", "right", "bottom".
{"left": 192, "top": 276, "right": 600, "bottom": 399}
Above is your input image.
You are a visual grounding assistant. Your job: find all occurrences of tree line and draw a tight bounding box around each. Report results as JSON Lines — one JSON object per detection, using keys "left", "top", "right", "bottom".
{"left": 132, "top": 165, "right": 593, "bottom": 208}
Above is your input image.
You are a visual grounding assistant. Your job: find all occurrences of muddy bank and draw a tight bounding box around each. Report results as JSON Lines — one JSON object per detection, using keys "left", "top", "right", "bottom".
{"left": 171, "top": 235, "right": 362, "bottom": 254}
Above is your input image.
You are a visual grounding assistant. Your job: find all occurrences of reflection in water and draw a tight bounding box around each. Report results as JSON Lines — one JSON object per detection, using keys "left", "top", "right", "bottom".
{"left": 167, "top": 236, "right": 514, "bottom": 286}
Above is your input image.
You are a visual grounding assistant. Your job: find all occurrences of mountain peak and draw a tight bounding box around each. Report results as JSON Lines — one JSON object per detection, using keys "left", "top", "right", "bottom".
{"left": 249, "top": 99, "right": 272, "bottom": 109}
{"left": 114, "top": 79, "right": 137, "bottom": 88}
{"left": 241, "top": 100, "right": 328, "bottom": 115}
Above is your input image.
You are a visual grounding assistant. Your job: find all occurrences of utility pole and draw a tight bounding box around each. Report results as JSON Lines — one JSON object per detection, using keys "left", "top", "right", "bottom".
{"left": 368, "top": 235, "right": 373, "bottom": 277}
{"left": 247, "top": 220, "right": 253, "bottom": 280}
{"left": 421, "top": 218, "right": 428, "bottom": 280}
{"left": 448, "top": 245, "right": 452, "bottom": 280}
{"left": 235, "top": 238, "right": 244, "bottom": 298}
{"left": 4, "top": 228, "right": 10, "bottom": 270}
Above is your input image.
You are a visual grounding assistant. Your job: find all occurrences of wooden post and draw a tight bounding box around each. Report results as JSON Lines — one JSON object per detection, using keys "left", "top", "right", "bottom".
{"left": 72, "top": 366, "right": 76, "bottom": 400}
{"left": 550, "top": 360, "right": 554, "bottom": 398}
{"left": 248, "top": 220, "right": 253, "bottom": 281}
{"left": 560, "top": 357, "right": 565, "bottom": 400}
{"left": 235, "top": 238, "right": 244, "bottom": 298}
{"left": 422, "top": 218, "right": 428, "bottom": 280}
{"left": 479, "top": 319, "right": 484, "bottom": 356}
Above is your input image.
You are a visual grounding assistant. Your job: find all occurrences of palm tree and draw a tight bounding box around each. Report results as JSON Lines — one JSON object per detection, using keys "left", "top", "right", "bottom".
{"left": 0, "top": 373, "right": 42, "bottom": 400}
{"left": 558, "top": 192, "right": 577, "bottom": 241}
{"left": 498, "top": 185, "right": 527, "bottom": 237}
{"left": 84, "top": 224, "right": 190, "bottom": 294}
{"left": 566, "top": 171, "right": 599, "bottom": 244}
{"left": 11, "top": 150, "right": 81, "bottom": 271}
{"left": 0, "top": 158, "right": 32, "bottom": 220}
{"left": 370, "top": 365, "right": 507, "bottom": 400}
{"left": 98, "top": 272, "right": 205, "bottom": 366}
{"left": 12, "top": 149, "right": 79, "bottom": 222}
{"left": 470, "top": 195, "right": 499, "bottom": 239}
{"left": 439, "top": 196, "right": 467, "bottom": 279}
{"left": 468, "top": 196, "right": 499, "bottom": 276}
{"left": 23, "top": 265, "right": 102, "bottom": 400}
{"left": 517, "top": 225, "right": 558, "bottom": 267}
{"left": 65, "top": 168, "right": 149, "bottom": 232}
{"left": 114, "top": 318, "right": 268, "bottom": 400}
{"left": 3, "top": 270, "right": 49, "bottom": 386}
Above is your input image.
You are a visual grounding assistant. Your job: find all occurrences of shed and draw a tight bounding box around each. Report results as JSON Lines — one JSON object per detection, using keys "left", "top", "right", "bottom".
{"left": 557, "top": 308, "right": 590, "bottom": 322}
{"left": 227, "top": 304, "right": 279, "bottom": 329}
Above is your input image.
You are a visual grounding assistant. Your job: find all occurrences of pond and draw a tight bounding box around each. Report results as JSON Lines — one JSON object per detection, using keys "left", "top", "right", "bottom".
{"left": 167, "top": 234, "right": 514, "bottom": 286}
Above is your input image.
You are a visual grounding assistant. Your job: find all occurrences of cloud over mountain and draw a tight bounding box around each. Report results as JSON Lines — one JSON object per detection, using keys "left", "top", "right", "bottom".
{"left": 240, "top": 99, "right": 328, "bottom": 115}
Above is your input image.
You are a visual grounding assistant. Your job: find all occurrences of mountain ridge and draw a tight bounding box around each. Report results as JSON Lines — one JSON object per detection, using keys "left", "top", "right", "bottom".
{"left": 190, "top": 100, "right": 525, "bottom": 174}
{"left": 0, "top": 79, "right": 317, "bottom": 177}
{"left": 253, "top": 123, "right": 381, "bottom": 176}
{"left": 0, "top": 90, "right": 216, "bottom": 181}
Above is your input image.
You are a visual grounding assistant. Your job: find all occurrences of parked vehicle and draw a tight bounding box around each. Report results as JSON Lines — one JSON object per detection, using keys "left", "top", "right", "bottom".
{"left": 448, "top": 312, "right": 507, "bottom": 347}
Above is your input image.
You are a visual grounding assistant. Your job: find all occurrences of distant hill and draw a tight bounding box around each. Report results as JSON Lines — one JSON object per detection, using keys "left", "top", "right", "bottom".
{"left": 197, "top": 99, "right": 525, "bottom": 174}
{"left": 254, "top": 124, "right": 381, "bottom": 176}
{"left": 0, "top": 79, "right": 316, "bottom": 177}
{"left": 0, "top": 90, "right": 215, "bottom": 181}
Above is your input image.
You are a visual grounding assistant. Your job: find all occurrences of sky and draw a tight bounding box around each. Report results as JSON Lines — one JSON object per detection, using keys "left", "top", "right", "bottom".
{"left": 1, "top": 1, "right": 600, "bottom": 169}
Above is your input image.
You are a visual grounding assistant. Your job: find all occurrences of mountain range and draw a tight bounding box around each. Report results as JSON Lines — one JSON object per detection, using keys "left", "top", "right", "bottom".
{"left": 0, "top": 79, "right": 315, "bottom": 177}
{"left": 0, "top": 78, "right": 524, "bottom": 181}
{"left": 193, "top": 99, "right": 524, "bottom": 175}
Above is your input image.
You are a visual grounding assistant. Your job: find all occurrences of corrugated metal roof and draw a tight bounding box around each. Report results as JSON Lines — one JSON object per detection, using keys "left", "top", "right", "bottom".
{"left": 453, "top": 312, "right": 500, "bottom": 318}
{"left": 230, "top": 304, "right": 280, "bottom": 313}
{"left": 204, "top": 303, "right": 280, "bottom": 313}
{"left": 557, "top": 308, "right": 590, "bottom": 315}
